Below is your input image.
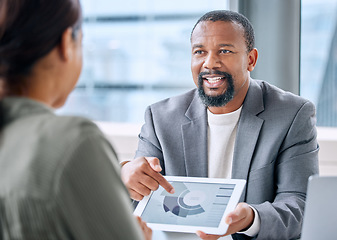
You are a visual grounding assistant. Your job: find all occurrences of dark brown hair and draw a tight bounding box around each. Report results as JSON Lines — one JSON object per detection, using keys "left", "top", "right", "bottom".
{"left": 0, "top": 0, "right": 82, "bottom": 127}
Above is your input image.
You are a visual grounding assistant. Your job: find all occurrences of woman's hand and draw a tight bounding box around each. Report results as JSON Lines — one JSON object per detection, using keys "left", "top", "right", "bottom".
{"left": 135, "top": 216, "right": 152, "bottom": 240}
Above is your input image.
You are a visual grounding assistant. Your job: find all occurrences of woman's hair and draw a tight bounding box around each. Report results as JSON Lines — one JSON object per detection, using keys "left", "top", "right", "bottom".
{"left": 0, "top": 0, "right": 82, "bottom": 128}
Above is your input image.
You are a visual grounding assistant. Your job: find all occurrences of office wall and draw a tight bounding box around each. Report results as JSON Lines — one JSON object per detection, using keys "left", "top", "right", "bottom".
{"left": 316, "top": 127, "right": 337, "bottom": 175}
{"left": 238, "top": 0, "right": 300, "bottom": 94}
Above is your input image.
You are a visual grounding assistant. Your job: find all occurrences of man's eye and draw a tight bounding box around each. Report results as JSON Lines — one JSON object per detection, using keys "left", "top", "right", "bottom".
{"left": 194, "top": 50, "right": 203, "bottom": 55}
{"left": 220, "top": 49, "right": 231, "bottom": 54}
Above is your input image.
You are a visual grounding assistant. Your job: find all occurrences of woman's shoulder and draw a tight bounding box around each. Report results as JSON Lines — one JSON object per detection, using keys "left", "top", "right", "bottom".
{"left": 47, "top": 115, "right": 102, "bottom": 138}
{"left": 39, "top": 115, "right": 103, "bottom": 140}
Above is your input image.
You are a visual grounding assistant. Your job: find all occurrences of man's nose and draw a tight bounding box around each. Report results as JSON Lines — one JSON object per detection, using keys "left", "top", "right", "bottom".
{"left": 203, "top": 53, "right": 221, "bottom": 69}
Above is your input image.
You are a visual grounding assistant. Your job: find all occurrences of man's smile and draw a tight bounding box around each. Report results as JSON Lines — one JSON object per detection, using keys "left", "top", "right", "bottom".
{"left": 202, "top": 75, "right": 226, "bottom": 88}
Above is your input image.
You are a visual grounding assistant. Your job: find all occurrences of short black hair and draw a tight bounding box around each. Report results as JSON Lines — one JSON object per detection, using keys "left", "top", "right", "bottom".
{"left": 191, "top": 10, "right": 255, "bottom": 53}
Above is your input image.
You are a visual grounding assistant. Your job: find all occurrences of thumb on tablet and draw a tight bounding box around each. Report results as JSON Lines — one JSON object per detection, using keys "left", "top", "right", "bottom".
{"left": 146, "top": 157, "right": 162, "bottom": 172}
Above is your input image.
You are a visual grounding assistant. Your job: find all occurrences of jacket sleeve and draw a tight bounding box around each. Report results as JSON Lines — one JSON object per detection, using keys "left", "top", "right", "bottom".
{"left": 135, "top": 106, "right": 165, "bottom": 173}
{"left": 245, "top": 101, "right": 319, "bottom": 240}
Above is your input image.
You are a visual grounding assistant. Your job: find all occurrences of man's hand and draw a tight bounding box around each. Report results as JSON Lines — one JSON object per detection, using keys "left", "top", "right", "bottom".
{"left": 196, "top": 203, "right": 255, "bottom": 240}
{"left": 121, "top": 157, "right": 175, "bottom": 200}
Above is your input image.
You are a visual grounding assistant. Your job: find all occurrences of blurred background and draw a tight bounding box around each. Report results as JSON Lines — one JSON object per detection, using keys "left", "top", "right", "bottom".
{"left": 58, "top": 0, "right": 224, "bottom": 122}
{"left": 56, "top": 0, "right": 337, "bottom": 174}
{"left": 57, "top": 0, "right": 337, "bottom": 127}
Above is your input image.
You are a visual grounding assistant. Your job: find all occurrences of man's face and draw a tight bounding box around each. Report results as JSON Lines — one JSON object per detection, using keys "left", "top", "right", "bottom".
{"left": 191, "top": 20, "right": 254, "bottom": 108}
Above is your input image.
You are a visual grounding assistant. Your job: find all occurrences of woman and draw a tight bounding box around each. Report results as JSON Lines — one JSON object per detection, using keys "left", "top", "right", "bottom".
{"left": 0, "top": 0, "right": 151, "bottom": 239}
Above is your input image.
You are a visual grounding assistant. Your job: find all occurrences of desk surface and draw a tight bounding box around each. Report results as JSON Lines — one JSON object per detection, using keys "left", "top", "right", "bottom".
{"left": 153, "top": 231, "right": 231, "bottom": 240}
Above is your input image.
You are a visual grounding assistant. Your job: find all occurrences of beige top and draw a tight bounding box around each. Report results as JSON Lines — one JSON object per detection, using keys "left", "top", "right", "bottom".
{"left": 0, "top": 97, "right": 143, "bottom": 240}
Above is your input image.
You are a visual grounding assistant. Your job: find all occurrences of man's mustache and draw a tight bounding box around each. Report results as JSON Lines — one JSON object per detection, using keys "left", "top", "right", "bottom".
{"left": 199, "top": 70, "right": 232, "bottom": 79}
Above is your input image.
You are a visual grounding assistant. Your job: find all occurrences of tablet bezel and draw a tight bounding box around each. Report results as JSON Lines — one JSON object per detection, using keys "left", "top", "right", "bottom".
{"left": 134, "top": 176, "right": 246, "bottom": 235}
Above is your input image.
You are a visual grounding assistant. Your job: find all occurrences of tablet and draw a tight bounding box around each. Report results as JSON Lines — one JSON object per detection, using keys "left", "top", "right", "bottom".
{"left": 134, "top": 176, "right": 246, "bottom": 235}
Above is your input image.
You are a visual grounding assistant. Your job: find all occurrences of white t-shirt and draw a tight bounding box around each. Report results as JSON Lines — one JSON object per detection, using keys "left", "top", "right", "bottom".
{"left": 207, "top": 106, "right": 260, "bottom": 239}
{"left": 207, "top": 107, "right": 242, "bottom": 179}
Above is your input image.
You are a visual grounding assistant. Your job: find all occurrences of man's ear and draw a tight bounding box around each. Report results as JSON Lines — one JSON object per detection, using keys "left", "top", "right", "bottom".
{"left": 247, "top": 48, "right": 258, "bottom": 72}
{"left": 58, "top": 27, "right": 74, "bottom": 61}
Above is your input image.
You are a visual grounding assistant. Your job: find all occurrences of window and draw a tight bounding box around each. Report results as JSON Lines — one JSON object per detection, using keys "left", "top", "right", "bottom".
{"left": 300, "top": 0, "right": 337, "bottom": 127}
{"left": 58, "top": 0, "right": 229, "bottom": 123}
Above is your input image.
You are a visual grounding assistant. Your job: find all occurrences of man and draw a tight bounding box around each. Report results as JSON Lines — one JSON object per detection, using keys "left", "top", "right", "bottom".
{"left": 121, "top": 10, "right": 319, "bottom": 240}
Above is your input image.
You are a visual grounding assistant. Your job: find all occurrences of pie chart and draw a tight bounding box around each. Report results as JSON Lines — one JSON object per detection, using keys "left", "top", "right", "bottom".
{"left": 162, "top": 183, "right": 206, "bottom": 217}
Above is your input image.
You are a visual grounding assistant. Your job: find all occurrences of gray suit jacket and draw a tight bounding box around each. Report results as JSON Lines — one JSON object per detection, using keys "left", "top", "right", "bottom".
{"left": 135, "top": 79, "right": 319, "bottom": 240}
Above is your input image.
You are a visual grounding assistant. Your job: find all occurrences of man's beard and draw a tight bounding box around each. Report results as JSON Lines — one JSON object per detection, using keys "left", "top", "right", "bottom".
{"left": 197, "top": 70, "right": 234, "bottom": 107}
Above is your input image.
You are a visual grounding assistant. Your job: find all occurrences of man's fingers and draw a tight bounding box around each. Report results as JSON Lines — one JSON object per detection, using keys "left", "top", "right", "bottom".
{"left": 121, "top": 156, "right": 174, "bottom": 200}
{"left": 132, "top": 182, "right": 152, "bottom": 197}
{"left": 132, "top": 173, "right": 165, "bottom": 195}
{"left": 139, "top": 173, "right": 162, "bottom": 191}
{"left": 196, "top": 231, "right": 222, "bottom": 240}
{"left": 150, "top": 171, "right": 175, "bottom": 194}
{"left": 225, "top": 203, "right": 247, "bottom": 224}
{"left": 146, "top": 157, "right": 162, "bottom": 172}
{"left": 225, "top": 212, "right": 242, "bottom": 225}
{"left": 196, "top": 203, "right": 255, "bottom": 238}
{"left": 224, "top": 203, "right": 255, "bottom": 235}
{"left": 142, "top": 157, "right": 175, "bottom": 194}
{"left": 129, "top": 189, "right": 145, "bottom": 201}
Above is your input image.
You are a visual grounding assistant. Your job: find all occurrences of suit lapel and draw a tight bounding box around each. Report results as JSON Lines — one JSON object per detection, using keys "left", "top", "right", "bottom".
{"left": 182, "top": 91, "right": 208, "bottom": 177}
{"left": 180, "top": 80, "right": 265, "bottom": 184}
{"left": 232, "top": 79, "right": 265, "bottom": 201}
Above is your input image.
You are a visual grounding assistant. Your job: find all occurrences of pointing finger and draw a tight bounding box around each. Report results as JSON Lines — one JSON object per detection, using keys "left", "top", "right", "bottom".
{"left": 151, "top": 172, "right": 175, "bottom": 194}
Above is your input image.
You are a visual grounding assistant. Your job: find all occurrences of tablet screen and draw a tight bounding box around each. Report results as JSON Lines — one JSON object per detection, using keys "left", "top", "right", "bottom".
{"left": 141, "top": 181, "right": 235, "bottom": 228}
{"left": 134, "top": 176, "right": 246, "bottom": 234}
